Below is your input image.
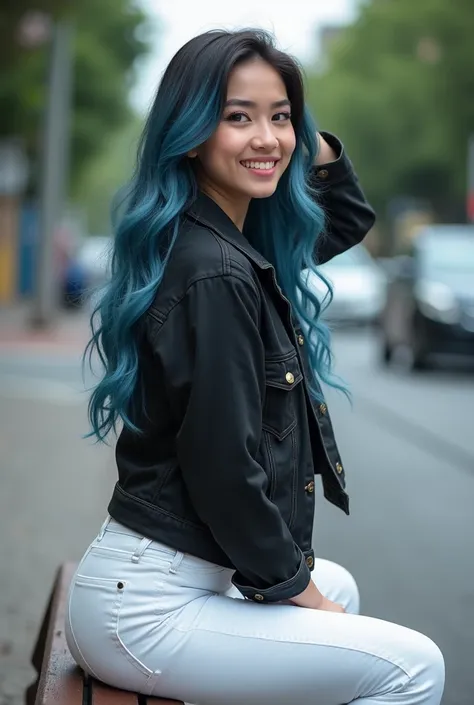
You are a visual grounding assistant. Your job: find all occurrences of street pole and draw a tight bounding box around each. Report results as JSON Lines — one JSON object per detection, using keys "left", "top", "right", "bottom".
{"left": 31, "top": 19, "right": 73, "bottom": 328}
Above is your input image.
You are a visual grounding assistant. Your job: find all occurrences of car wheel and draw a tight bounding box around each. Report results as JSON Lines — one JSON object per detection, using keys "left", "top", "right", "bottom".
{"left": 380, "top": 338, "right": 392, "bottom": 365}
{"left": 411, "top": 353, "right": 429, "bottom": 370}
{"left": 410, "top": 327, "right": 431, "bottom": 371}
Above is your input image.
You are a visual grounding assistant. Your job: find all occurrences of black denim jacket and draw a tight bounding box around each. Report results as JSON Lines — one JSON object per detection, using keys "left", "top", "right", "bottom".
{"left": 108, "top": 133, "right": 376, "bottom": 603}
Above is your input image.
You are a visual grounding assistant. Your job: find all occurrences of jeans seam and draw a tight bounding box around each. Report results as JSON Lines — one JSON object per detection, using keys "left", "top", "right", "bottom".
{"left": 114, "top": 584, "right": 154, "bottom": 677}
{"left": 172, "top": 625, "right": 413, "bottom": 680}
{"left": 168, "top": 593, "right": 216, "bottom": 634}
{"left": 67, "top": 588, "right": 102, "bottom": 681}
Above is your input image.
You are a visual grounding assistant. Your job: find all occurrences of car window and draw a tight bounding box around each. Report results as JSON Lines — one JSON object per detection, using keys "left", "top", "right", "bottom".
{"left": 322, "top": 246, "right": 373, "bottom": 269}
{"left": 419, "top": 237, "right": 474, "bottom": 273}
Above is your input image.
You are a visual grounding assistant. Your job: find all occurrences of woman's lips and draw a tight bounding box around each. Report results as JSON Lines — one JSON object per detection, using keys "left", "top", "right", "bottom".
{"left": 240, "top": 159, "right": 280, "bottom": 176}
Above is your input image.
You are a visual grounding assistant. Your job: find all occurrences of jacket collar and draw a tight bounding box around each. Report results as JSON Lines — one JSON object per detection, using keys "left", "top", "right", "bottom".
{"left": 186, "top": 191, "right": 271, "bottom": 270}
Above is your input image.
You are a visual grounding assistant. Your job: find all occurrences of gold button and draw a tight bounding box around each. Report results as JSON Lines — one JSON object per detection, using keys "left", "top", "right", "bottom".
{"left": 285, "top": 372, "right": 295, "bottom": 385}
{"left": 297, "top": 334, "right": 304, "bottom": 346}
{"left": 305, "top": 481, "right": 315, "bottom": 494}
{"left": 254, "top": 594, "right": 264, "bottom": 601}
{"left": 336, "top": 462, "right": 343, "bottom": 474}
{"left": 317, "top": 169, "right": 329, "bottom": 179}
{"left": 319, "top": 403, "right": 327, "bottom": 415}
{"left": 306, "top": 556, "right": 314, "bottom": 569}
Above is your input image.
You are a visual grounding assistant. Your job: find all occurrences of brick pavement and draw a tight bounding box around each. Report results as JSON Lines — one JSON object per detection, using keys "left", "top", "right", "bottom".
{"left": 0, "top": 302, "right": 90, "bottom": 355}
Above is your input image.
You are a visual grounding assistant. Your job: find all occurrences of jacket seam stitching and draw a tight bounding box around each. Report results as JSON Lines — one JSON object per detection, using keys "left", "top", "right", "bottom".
{"left": 114, "top": 484, "right": 209, "bottom": 532}
{"left": 289, "top": 428, "right": 298, "bottom": 529}
{"left": 150, "top": 463, "right": 174, "bottom": 504}
{"left": 147, "top": 271, "right": 259, "bottom": 328}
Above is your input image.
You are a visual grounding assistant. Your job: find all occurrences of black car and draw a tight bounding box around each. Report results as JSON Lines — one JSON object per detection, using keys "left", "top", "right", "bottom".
{"left": 380, "top": 225, "right": 474, "bottom": 370}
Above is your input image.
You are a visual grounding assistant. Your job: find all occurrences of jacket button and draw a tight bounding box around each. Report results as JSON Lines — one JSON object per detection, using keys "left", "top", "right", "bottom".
{"left": 285, "top": 372, "right": 295, "bottom": 384}
{"left": 317, "top": 169, "right": 329, "bottom": 179}
{"left": 305, "top": 481, "right": 315, "bottom": 494}
{"left": 254, "top": 594, "right": 265, "bottom": 601}
{"left": 306, "top": 556, "right": 314, "bottom": 568}
{"left": 297, "top": 334, "right": 304, "bottom": 346}
{"left": 319, "top": 403, "right": 327, "bottom": 415}
{"left": 336, "top": 462, "right": 343, "bottom": 474}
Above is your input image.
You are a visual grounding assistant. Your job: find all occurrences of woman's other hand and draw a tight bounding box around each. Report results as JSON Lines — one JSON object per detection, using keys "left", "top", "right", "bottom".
{"left": 288, "top": 578, "right": 345, "bottom": 613}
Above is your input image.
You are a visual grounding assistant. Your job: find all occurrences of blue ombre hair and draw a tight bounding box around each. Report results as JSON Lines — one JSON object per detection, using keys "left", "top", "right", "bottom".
{"left": 85, "top": 28, "right": 344, "bottom": 443}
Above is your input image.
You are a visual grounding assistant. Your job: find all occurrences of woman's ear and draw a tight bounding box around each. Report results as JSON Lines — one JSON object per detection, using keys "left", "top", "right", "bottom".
{"left": 187, "top": 150, "right": 198, "bottom": 159}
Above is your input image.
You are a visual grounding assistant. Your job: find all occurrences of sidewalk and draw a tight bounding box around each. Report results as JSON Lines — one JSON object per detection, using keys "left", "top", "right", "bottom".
{"left": 0, "top": 301, "right": 91, "bottom": 355}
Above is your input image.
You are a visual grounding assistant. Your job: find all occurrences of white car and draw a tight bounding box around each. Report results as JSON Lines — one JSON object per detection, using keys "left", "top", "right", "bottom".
{"left": 305, "top": 245, "right": 387, "bottom": 326}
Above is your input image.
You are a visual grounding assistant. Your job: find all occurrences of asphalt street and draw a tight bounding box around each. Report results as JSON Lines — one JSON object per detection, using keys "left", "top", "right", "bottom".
{"left": 0, "top": 328, "right": 473, "bottom": 705}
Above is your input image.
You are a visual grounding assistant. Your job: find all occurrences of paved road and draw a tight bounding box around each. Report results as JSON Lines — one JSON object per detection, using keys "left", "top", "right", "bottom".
{"left": 0, "top": 349, "right": 115, "bottom": 705}
{"left": 315, "top": 331, "right": 474, "bottom": 705}
{"left": 0, "top": 328, "right": 473, "bottom": 704}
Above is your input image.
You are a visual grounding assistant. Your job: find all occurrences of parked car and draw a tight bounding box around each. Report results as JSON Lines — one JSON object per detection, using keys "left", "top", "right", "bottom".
{"left": 62, "top": 235, "right": 112, "bottom": 308}
{"left": 305, "top": 245, "right": 387, "bottom": 326}
{"left": 380, "top": 225, "right": 474, "bottom": 369}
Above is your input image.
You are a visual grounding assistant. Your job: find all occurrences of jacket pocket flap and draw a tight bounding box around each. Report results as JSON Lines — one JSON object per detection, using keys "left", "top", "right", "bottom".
{"left": 262, "top": 354, "right": 302, "bottom": 440}
{"left": 264, "top": 355, "right": 303, "bottom": 391}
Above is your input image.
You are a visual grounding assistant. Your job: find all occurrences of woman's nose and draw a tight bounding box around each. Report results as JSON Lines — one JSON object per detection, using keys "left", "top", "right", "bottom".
{"left": 251, "top": 123, "right": 279, "bottom": 150}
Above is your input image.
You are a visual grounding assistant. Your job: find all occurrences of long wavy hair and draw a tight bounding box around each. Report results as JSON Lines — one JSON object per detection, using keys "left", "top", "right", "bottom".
{"left": 85, "top": 28, "right": 344, "bottom": 443}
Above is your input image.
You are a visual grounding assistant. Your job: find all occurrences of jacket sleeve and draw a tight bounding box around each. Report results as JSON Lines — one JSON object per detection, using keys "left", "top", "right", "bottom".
{"left": 311, "top": 132, "right": 376, "bottom": 265}
{"left": 147, "top": 273, "right": 311, "bottom": 603}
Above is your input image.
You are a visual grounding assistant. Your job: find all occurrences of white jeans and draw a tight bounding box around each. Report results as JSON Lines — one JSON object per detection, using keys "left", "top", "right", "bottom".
{"left": 65, "top": 517, "right": 445, "bottom": 705}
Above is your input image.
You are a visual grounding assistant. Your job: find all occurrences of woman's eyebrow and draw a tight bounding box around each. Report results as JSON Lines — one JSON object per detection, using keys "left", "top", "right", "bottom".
{"left": 224, "top": 98, "right": 291, "bottom": 109}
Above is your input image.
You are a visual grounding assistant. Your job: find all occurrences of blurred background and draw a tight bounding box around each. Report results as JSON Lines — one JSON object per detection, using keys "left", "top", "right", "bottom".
{"left": 1, "top": 1, "right": 473, "bottom": 704}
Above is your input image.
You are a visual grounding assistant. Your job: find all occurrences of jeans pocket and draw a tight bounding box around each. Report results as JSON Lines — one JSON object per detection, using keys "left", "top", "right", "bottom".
{"left": 67, "top": 573, "right": 158, "bottom": 689}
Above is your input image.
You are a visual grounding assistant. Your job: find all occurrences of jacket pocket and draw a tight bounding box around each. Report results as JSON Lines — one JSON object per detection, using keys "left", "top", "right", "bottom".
{"left": 260, "top": 353, "right": 302, "bottom": 529}
{"left": 262, "top": 353, "right": 303, "bottom": 439}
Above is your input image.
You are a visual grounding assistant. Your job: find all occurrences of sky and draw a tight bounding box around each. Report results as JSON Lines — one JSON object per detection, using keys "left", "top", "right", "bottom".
{"left": 132, "top": 0, "right": 357, "bottom": 112}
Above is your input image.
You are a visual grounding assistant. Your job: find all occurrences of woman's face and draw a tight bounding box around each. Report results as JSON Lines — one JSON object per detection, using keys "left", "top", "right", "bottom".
{"left": 193, "top": 57, "right": 297, "bottom": 213}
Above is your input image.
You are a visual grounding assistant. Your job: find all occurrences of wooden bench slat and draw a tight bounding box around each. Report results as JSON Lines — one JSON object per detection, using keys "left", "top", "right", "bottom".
{"left": 91, "top": 676, "right": 138, "bottom": 703}
{"left": 32, "top": 563, "right": 83, "bottom": 705}
{"left": 91, "top": 677, "right": 184, "bottom": 704}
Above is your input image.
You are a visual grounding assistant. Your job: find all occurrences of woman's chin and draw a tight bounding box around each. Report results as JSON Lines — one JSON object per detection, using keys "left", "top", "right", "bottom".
{"left": 246, "top": 182, "right": 279, "bottom": 200}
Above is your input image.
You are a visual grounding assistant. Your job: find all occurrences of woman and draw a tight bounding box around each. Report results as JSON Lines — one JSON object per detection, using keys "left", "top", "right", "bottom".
{"left": 65, "top": 29, "right": 445, "bottom": 705}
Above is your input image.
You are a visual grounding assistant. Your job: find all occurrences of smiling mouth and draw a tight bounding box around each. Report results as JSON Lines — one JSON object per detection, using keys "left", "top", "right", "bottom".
{"left": 240, "top": 159, "right": 279, "bottom": 170}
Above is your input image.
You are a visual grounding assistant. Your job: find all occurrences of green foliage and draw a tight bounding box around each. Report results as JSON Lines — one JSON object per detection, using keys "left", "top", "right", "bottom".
{"left": 0, "top": 1, "right": 151, "bottom": 190}
{"left": 72, "top": 0, "right": 151, "bottom": 181}
{"left": 74, "top": 115, "right": 143, "bottom": 234}
{"left": 306, "top": 0, "right": 474, "bottom": 236}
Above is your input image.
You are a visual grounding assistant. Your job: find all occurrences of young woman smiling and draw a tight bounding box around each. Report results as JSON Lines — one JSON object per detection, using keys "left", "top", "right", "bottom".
{"left": 65, "top": 29, "right": 445, "bottom": 705}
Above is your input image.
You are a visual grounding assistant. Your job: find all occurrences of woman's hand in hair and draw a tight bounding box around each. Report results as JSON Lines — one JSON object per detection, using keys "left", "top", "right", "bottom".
{"left": 315, "top": 132, "right": 338, "bottom": 165}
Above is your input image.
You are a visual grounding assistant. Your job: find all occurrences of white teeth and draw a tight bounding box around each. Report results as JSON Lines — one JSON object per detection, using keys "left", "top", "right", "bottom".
{"left": 242, "top": 160, "right": 276, "bottom": 170}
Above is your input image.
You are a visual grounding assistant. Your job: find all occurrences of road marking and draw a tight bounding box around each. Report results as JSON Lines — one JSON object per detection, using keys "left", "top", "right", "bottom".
{"left": 0, "top": 373, "right": 86, "bottom": 405}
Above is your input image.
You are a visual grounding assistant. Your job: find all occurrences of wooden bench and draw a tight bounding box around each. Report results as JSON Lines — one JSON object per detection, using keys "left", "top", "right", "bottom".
{"left": 26, "top": 562, "right": 184, "bottom": 705}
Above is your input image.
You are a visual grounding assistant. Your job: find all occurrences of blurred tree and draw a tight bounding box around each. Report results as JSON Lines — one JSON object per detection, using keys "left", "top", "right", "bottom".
{"left": 71, "top": 0, "right": 151, "bottom": 186}
{"left": 306, "top": 0, "right": 474, "bottom": 244}
{"left": 0, "top": 2, "right": 62, "bottom": 68}
{"left": 0, "top": 0, "right": 151, "bottom": 191}
{"left": 74, "top": 114, "right": 143, "bottom": 234}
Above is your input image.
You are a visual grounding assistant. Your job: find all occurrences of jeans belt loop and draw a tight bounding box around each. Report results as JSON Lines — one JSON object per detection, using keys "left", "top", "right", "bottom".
{"left": 131, "top": 537, "right": 153, "bottom": 563}
{"left": 169, "top": 551, "right": 185, "bottom": 574}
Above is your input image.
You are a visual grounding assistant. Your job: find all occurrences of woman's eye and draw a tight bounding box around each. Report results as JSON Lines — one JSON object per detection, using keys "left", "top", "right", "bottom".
{"left": 273, "top": 111, "right": 292, "bottom": 122}
{"left": 225, "top": 112, "right": 250, "bottom": 123}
